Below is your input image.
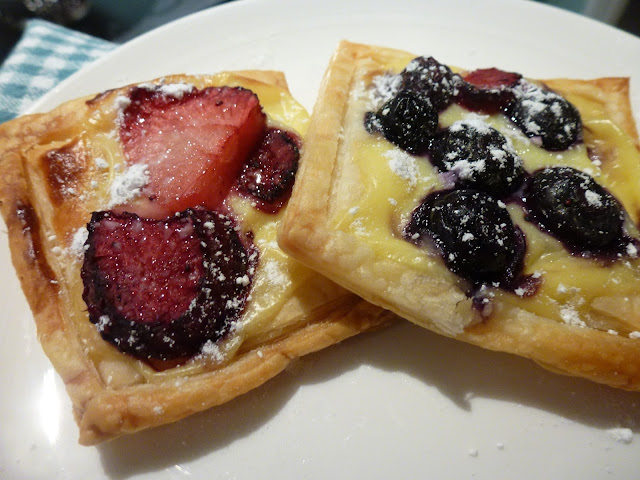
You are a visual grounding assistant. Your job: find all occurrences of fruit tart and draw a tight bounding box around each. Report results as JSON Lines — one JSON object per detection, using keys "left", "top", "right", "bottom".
{"left": 0, "top": 70, "right": 392, "bottom": 445}
{"left": 279, "top": 41, "right": 640, "bottom": 390}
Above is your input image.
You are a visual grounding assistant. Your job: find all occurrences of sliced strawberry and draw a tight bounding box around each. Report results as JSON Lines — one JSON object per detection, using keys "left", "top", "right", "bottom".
{"left": 463, "top": 68, "right": 522, "bottom": 89}
{"left": 119, "top": 85, "right": 266, "bottom": 218}
{"left": 459, "top": 68, "right": 522, "bottom": 114}
{"left": 237, "top": 128, "right": 301, "bottom": 213}
{"left": 81, "top": 208, "right": 258, "bottom": 360}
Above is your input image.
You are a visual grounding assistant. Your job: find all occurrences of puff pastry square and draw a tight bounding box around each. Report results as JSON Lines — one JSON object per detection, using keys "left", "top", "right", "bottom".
{"left": 0, "top": 70, "right": 393, "bottom": 445}
{"left": 279, "top": 41, "right": 640, "bottom": 391}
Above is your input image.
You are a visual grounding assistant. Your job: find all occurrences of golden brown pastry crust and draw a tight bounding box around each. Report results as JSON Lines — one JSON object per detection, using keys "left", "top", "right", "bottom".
{"left": 0, "top": 70, "right": 393, "bottom": 445}
{"left": 543, "top": 77, "right": 639, "bottom": 147}
{"left": 278, "top": 41, "right": 640, "bottom": 391}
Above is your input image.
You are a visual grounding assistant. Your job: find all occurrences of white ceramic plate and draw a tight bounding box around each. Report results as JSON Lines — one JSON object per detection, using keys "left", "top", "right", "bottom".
{"left": 2, "top": 0, "right": 640, "bottom": 478}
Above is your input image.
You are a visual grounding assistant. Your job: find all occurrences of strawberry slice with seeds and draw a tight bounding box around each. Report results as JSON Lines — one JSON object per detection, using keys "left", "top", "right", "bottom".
{"left": 463, "top": 68, "right": 522, "bottom": 89}
{"left": 119, "top": 85, "right": 266, "bottom": 217}
{"left": 81, "top": 208, "right": 258, "bottom": 360}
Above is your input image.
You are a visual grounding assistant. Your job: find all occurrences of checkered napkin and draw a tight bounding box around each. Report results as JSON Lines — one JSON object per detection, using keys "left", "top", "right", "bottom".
{"left": 0, "top": 19, "right": 115, "bottom": 123}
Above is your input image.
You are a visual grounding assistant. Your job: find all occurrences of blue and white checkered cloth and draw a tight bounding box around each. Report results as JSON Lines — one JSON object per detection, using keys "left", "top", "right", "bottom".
{"left": 0, "top": 19, "right": 116, "bottom": 123}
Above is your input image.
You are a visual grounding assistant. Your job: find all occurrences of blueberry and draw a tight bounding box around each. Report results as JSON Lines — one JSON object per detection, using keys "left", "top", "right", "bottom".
{"left": 509, "top": 83, "right": 582, "bottom": 151}
{"left": 429, "top": 120, "right": 525, "bottom": 197}
{"left": 525, "top": 167, "right": 623, "bottom": 249}
{"left": 406, "top": 190, "right": 524, "bottom": 285}
{"left": 399, "top": 56, "right": 460, "bottom": 111}
{"left": 376, "top": 90, "right": 438, "bottom": 153}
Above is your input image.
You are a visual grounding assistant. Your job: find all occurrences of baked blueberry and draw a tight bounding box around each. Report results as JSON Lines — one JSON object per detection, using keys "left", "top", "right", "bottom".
{"left": 375, "top": 90, "right": 438, "bottom": 153}
{"left": 509, "top": 82, "right": 582, "bottom": 151}
{"left": 429, "top": 119, "right": 525, "bottom": 197}
{"left": 399, "top": 56, "right": 461, "bottom": 111}
{"left": 524, "top": 167, "right": 624, "bottom": 249}
{"left": 405, "top": 189, "right": 524, "bottom": 285}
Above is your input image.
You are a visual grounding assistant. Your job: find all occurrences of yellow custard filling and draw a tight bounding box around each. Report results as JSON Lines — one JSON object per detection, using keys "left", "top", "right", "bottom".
{"left": 37, "top": 73, "right": 339, "bottom": 387}
{"left": 331, "top": 61, "right": 640, "bottom": 338}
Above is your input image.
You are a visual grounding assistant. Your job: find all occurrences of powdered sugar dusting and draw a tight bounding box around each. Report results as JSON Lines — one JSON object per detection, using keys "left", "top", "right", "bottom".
{"left": 200, "top": 339, "right": 224, "bottom": 362}
{"left": 69, "top": 226, "right": 89, "bottom": 259}
{"left": 161, "top": 83, "right": 195, "bottom": 99}
{"left": 383, "top": 149, "right": 420, "bottom": 186}
{"left": 512, "top": 79, "right": 579, "bottom": 139}
{"left": 113, "top": 95, "right": 131, "bottom": 126}
{"left": 584, "top": 190, "right": 602, "bottom": 207}
{"left": 96, "top": 315, "right": 111, "bottom": 333}
{"left": 350, "top": 218, "right": 369, "bottom": 236}
{"left": 262, "top": 260, "right": 290, "bottom": 288}
{"left": 94, "top": 157, "right": 109, "bottom": 170}
{"left": 108, "top": 163, "right": 149, "bottom": 208}
{"left": 443, "top": 115, "right": 521, "bottom": 182}
{"left": 449, "top": 114, "right": 492, "bottom": 136}
{"left": 560, "top": 307, "right": 586, "bottom": 328}
{"left": 146, "top": 82, "right": 195, "bottom": 100}
{"left": 369, "top": 73, "right": 401, "bottom": 109}
{"left": 450, "top": 158, "right": 486, "bottom": 181}
{"left": 114, "top": 82, "right": 194, "bottom": 126}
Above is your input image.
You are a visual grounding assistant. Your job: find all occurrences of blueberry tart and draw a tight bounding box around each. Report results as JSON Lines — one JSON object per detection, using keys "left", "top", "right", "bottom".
{"left": 279, "top": 41, "right": 640, "bottom": 391}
